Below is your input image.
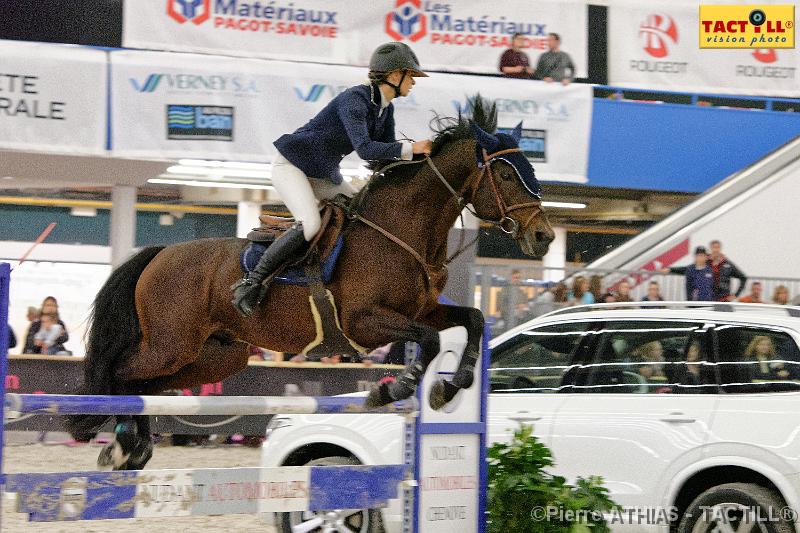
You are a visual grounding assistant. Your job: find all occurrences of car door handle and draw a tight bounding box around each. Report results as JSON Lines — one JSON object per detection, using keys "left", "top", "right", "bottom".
{"left": 659, "top": 412, "right": 696, "bottom": 423}
{"left": 509, "top": 411, "right": 542, "bottom": 422}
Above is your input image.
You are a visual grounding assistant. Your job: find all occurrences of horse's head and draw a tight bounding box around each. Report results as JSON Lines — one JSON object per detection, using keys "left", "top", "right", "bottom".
{"left": 466, "top": 120, "right": 555, "bottom": 257}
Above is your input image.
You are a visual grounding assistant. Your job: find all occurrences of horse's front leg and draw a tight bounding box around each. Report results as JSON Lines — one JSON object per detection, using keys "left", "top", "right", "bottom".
{"left": 353, "top": 308, "right": 443, "bottom": 408}
{"left": 423, "top": 304, "right": 485, "bottom": 410}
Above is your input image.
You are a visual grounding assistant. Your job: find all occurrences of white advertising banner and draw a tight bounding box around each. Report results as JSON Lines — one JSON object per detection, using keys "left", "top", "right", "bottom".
{"left": 123, "top": 0, "right": 587, "bottom": 78}
{"left": 0, "top": 40, "right": 107, "bottom": 154}
{"left": 110, "top": 50, "right": 592, "bottom": 182}
{"left": 608, "top": 1, "right": 799, "bottom": 97}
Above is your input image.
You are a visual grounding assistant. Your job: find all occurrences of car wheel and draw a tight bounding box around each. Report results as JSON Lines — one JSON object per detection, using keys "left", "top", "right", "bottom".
{"left": 278, "top": 456, "right": 385, "bottom": 533}
{"left": 678, "top": 482, "right": 795, "bottom": 533}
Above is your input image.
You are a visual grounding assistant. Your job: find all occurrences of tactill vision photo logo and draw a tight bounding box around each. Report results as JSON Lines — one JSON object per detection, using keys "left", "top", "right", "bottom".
{"left": 168, "top": 0, "right": 211, "bottom": 25}
{"left": 385, "top": 0, "right": 427, "bottom": 42}
{"left": 166, "top": 105, "right": 234, "bottom": 141}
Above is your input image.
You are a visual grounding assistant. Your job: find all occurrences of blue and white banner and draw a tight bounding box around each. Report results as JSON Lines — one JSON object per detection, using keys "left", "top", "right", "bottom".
{"left": 0, "top": 40, "right": 107, "bottom": 154}
{"left": 122, "top": 0, "right": 587, "bottom": 78}
{"left": 7, "top": 464, "right": 405, "bottom": 521}
{"left": 110, "top": 50, "right": 592, "bottom": 182}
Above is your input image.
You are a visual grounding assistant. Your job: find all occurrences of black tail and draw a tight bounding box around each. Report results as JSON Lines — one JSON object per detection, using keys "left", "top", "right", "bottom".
{"left": 64, "top": 246, "right": 165, "bottom": 439}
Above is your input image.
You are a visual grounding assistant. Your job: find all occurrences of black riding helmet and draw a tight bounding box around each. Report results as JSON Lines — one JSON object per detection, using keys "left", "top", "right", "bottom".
{"left": 369, "top": 42, "right": 428, "bottom": 97}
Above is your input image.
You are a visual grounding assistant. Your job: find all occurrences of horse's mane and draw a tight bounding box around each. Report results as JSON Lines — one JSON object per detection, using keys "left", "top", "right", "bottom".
{"left": 354, "top": 94, "right": 497, "bottom": 203}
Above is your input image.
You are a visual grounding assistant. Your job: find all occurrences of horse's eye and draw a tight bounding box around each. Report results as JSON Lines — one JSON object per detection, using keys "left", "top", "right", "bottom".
{"left": 501, "top": 170, "right": 513, "bottom": 181}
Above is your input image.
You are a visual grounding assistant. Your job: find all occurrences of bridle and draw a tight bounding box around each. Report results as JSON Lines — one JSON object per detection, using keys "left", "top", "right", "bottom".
{"left": 349, "top": 145, "right": 543, "bottom": 305}
{"left": 433, "top": 146, "right": 543, "bottom": 239}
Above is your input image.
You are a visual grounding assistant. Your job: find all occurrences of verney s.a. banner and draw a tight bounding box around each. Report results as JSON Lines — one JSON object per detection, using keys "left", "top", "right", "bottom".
{"left": 609, "top": 0, "right": 799, "bottom": 96}
{"left": 109, "top": 49, "right": 592, "bottom": 183}
{"left": 0, "top": 40, "right": 107, "bottom": 154}
{"left": 123, "top": 0, "right": 587, "bottom": 77}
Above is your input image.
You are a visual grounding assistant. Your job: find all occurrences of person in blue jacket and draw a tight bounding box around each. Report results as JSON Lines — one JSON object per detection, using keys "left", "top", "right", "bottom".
{"left": 663, "top": 246, "right": 715, "bottom": 301}
{"left": 232, "top": 42, "right": 432, "bottom": 316}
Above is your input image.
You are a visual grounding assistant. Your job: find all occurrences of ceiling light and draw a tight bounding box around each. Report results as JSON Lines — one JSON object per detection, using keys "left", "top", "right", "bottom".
{"left": 542, "top": 201, "right": 587, "bottom": 209}
{"left": 148, "top": 178, "right": 275, "bottom": 190}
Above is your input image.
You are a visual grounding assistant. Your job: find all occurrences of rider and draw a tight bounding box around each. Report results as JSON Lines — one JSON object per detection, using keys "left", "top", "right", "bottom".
{"left": 232, "top": 42, "right": 433, "bottom": 316}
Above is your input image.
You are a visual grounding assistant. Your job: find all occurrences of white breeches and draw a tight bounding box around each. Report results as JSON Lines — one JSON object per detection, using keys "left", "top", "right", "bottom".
{"left": 272, "top": 154, "right": 355, "bottom": 240}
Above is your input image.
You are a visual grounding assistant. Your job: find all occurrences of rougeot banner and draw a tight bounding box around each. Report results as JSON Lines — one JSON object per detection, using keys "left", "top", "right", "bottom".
{"left": 0, "top": 40, "right": 107, "bottom": 154}
{"left": 123, "top": 0, "right": 587, "bottom": 78}
{"left": 110, "top": 49, "right": 592, "bottom": 183}
{"left": 608, "top": 0, "right": 799, "bottom": 97}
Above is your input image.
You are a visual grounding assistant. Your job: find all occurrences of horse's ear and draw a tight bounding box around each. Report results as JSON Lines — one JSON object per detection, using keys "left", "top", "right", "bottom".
{"left": 511, "top": 121, "right": 523, "bottom": 143}
{"left": 470, "top": 120, "right": 499, "bottom": 151}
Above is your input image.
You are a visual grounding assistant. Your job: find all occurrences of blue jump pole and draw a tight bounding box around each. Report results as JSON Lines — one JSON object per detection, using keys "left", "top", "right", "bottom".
{"left": 0, "top": 262, "right": 11, "bottom": 532}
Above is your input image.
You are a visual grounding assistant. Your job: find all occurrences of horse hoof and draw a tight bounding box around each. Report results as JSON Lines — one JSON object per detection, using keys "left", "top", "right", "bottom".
{"left": 120, "top": 441, "right": 154, "bottom": 471}
{"left": 97, "top": 441, "right": 129, "bottom": 471}
{"left": 429, "top": 380, "right": 460, "bottom": 410}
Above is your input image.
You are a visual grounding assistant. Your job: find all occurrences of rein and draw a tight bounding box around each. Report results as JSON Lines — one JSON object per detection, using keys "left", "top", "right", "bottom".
{"left": 351, "top": 146, "right": 542, "bottom": 301}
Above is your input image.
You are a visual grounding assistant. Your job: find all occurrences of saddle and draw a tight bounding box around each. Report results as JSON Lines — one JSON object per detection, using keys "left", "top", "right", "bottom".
{"left": 242, "top": 196, "right": 366, "bottom": 362}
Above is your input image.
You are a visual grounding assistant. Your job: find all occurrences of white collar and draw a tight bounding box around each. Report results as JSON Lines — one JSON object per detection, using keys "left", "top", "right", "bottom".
{"left": 378, "top": 87, "right": 391, "bottom": 115}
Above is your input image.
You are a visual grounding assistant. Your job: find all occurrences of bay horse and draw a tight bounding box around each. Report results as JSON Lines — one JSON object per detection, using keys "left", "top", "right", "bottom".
{"left": 65, "top": 97, "right": 555, "bottom": 470}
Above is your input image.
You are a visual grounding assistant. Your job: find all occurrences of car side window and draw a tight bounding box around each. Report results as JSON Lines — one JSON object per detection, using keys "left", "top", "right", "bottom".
{"left": 574, "top": 321, "right": 712, "bottom": 394}
{"left": 715, "top": 325, "right": 800, "bottom": 393}
{"left": 490, "top": 321, "right": 591, "bottom": 393}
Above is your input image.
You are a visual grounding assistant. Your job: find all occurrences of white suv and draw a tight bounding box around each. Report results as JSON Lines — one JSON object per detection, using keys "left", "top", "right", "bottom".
{"left": 262, "top": 302, "right": 800, "bottom": 533}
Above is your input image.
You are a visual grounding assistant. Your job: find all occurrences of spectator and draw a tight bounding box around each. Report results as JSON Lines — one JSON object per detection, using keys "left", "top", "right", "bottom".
{"left": 23, "top": 296, "right": 69, "bottom": 354}
{"left": 738, "top": 281, "right": 764, "bottom": 303}
{"left": 568, "top": 276, "right": 594, "bottom": 305}
{"left": 662, "top": 246, "right": 715, "bottom": 301}
{"left": 772, "top": 285, "right": 790, "bottom": 305}
{"left": 532, "top": 282, "right": 568, "bottom": 316}
{"left": 601, "top": 292, "right": 616, "bottom": 304}
{"left": 633, "top": 341, "right": 666, "bottom": 381}
{"left": 533, "top": 33, "right": 575, "bottom": 85}
{"left": 615, "top": 280, "right": 633, "bottom": 303}
{"left": 34, "top": 313, "right": 63, "bottom": 355}
{"left": 641, "top": 281, "right": 665, "bottom": 302}
{"left": 589, "top": 275, "right": 604, "bottom": 303}
{"left": 498, "top": 269, "right": 529, "bottom": 329}
{"left": 498, "top": 33, "right": 534, "bottom": 79}
{"left": 744, "top": 335, "right": 788, "bottom": 380}
{"left": 708, "top": 240, "right": 747, "bottom": 301}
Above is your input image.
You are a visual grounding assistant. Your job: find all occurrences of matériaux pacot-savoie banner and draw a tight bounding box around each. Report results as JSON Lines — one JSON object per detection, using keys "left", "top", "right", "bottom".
{"left": 0, "top": 40, "right": 107, "bottom": 154}
{"left": 110, "top": 49, "right": 592, "bottom": 183}
{"left": 609, "top": 0, "right": 798, "bottom": 97}
{"left": 123, "top": 0, "right": 588, "bottom": 77}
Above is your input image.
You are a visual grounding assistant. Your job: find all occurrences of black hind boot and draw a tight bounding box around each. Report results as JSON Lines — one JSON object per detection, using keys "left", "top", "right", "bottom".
{"left": 232, "top": 223, "right": 307, "bottom": 317}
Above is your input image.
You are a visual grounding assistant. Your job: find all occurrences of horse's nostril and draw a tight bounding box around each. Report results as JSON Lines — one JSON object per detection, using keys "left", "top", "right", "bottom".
{"left": 535, "top": 231, "right": 551, "bottom": 242}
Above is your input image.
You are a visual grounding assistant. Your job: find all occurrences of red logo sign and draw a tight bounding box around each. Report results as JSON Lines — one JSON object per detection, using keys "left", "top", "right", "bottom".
{"left": 752, "top": 48, "right": 777, "bottom": 63}
{"left": 639, "top": 14, "right": 679, "bottom": 58}
{"left": 167, "top": 0, "right": 211, "bottom": 25}
{"left": 385, "top": 0, "right": 427, "bottom": 42}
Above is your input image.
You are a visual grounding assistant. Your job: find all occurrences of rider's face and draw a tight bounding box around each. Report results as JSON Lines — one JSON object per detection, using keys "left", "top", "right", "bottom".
{"left": 400, "top": 72, "right": 415, "bottom": 96}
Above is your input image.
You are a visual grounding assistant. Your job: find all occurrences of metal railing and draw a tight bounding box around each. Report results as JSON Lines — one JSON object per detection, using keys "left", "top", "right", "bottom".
{"left": 470, "top": 263, "right": 800, "bottom": 336}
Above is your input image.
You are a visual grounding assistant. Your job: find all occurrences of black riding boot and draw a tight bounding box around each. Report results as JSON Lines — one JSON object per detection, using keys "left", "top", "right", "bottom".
{"left": 231, "top": 223, "right": 307, "bottom": 317}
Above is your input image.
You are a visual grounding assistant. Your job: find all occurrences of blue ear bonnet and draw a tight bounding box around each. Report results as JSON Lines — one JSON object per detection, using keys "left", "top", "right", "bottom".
{"left": 475, "top": 131, "right": 542, "bottom": 199}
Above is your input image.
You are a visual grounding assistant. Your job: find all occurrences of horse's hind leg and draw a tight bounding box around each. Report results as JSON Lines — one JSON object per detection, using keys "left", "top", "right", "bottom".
{"left": 425, "top": 305, "right": 485, "bottom": 410}
{"left": 359, "top": 310, "right": 442, "bottom": 408}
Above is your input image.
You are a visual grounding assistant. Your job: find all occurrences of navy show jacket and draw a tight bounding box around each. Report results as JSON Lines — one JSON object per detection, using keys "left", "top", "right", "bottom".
{"left": 274, "top": 83, "right": 402, "bottom": 184}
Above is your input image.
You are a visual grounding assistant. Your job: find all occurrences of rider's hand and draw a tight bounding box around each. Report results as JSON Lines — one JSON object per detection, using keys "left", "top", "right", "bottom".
{"left": 412, "top": 139, "right": 432, "bottom": 155}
